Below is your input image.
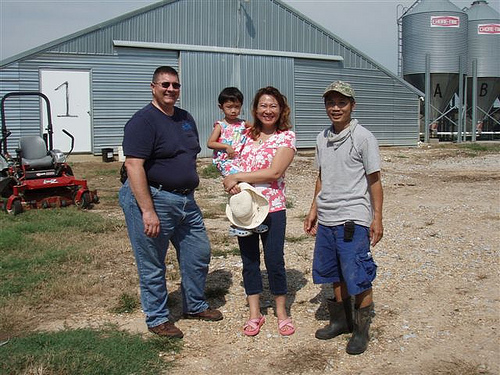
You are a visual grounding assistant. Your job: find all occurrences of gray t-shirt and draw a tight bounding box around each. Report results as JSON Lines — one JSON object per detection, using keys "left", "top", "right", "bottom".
{"left": 314, "top": 119, "right": 381, "bottom": 227}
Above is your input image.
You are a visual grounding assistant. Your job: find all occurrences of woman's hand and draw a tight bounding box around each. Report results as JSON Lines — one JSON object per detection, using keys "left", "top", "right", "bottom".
{"left": 223, "top": 174, "right": 240, "bottom": 193}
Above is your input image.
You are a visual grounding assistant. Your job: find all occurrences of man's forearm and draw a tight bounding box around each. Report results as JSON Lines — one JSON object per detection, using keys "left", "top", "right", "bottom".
{"left": 125, "top": 158, "right": 155, "bottom": 214}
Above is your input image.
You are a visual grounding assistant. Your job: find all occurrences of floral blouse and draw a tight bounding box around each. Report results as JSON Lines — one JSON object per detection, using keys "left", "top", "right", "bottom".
{"left": 212, "top": 120, "right": 247, "bottom": 176}
{"left": 239, "top": 130, "right": 296, "bottom": 213}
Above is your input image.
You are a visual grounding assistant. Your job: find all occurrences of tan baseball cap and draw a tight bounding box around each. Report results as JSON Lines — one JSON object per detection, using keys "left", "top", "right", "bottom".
{"left": 323, "top": 81, "right": 355, "bottom": 100}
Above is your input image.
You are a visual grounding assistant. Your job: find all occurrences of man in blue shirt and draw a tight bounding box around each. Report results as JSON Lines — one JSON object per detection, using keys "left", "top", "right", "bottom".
{"left": 119, "top": 66, "right": 222, "bottom": 338}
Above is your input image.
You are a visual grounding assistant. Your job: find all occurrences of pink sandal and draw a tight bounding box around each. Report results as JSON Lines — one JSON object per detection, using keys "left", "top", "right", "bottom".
{"left": 243, "top": 315, "right": 266, "bottom": 336}
{"left": 278, "top": 317, "right": 295, "bottom": 336}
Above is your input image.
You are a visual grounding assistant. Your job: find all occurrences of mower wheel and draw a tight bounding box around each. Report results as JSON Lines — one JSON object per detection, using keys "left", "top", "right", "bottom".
{"left": 7, "top": 199, "right": 23, "bottom": 215}
{"left": 78, "top": 191, "right": 92, "bottom": 209}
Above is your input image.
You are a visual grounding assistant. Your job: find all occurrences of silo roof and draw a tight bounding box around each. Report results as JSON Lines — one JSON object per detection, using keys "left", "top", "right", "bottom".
{"left": 465, "top": 1, "right": 500, "bottom": 20}
{"left": 405, "top": 0, "right": 464, "bottom": 16}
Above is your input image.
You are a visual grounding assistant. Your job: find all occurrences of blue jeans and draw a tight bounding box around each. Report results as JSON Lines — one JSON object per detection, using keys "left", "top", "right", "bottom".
{"left": 237, "top": 210, "right": 287, "bottom": 296}
{"left": 119, "top": 181, "right": 210, "bottom": 327}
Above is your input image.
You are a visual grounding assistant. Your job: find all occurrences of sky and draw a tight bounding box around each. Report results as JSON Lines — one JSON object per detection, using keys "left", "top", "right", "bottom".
{"left": 1, "top": 0, "right": 499, "bottom": 74}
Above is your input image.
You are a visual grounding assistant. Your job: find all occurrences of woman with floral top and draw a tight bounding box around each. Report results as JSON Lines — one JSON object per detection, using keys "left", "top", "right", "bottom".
{"left": 223, "top": 86, "right": 296, "bottom": 337}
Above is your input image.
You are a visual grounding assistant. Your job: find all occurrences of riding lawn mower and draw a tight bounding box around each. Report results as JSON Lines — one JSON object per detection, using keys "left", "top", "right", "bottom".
{"left": 0, "top": 91, "right": 99, "bottom": 214}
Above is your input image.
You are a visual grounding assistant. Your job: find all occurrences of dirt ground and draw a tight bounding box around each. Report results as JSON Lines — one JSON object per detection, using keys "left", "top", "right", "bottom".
{"left": 38, "top": 145, "right": 499, "bottom": 375}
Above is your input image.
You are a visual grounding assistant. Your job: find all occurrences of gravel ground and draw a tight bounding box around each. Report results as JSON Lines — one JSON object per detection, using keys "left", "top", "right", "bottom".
{"left": 39, "top": 145, "right": 499, "bottom": 375}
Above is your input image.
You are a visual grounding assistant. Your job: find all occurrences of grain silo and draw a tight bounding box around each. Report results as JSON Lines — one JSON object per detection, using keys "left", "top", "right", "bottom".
{"left": 465, "top": 0, "right": 500, "bottom": 133}
{"left": 402, "top": 0, "right": 468, "bottom": 133}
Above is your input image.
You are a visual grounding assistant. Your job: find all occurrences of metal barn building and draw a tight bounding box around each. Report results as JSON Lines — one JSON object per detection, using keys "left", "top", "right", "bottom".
{"left": 0, "top": 0, "right": 422, "bottom": 156}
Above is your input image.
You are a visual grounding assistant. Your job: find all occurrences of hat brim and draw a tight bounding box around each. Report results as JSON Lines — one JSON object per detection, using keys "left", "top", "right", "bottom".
{"left": 322, "top": 89, "right": 354, "bottom": 99}
{"left": 225, "top": 183, "right": 269, "bottom": 229}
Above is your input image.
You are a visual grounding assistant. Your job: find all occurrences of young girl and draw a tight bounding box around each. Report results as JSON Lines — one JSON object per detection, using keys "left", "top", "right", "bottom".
{"left": 207, "top": 87, "right": 268, "bottom": 237}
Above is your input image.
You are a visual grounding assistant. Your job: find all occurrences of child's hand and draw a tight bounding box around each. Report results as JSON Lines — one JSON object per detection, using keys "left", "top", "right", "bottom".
{"left": 226, "top": 146, "right": 236, "bottom": 158}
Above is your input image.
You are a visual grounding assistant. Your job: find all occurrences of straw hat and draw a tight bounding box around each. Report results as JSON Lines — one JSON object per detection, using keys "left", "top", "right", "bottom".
{"left": 225, "top": 183, "right": 269, "bottom": 229}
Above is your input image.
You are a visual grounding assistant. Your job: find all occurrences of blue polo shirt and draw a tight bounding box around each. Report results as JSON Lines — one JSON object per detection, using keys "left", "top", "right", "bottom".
{"left": 122, "top": 103, "right": 201, "bottom": 190}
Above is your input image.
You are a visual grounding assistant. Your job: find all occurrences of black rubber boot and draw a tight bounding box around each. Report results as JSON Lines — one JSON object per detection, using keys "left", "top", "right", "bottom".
{"left": 346, "top": 303, "right": 374, "bottom": 355}
{"left": 315, "top": 297, "right": 353, "bottom": 340}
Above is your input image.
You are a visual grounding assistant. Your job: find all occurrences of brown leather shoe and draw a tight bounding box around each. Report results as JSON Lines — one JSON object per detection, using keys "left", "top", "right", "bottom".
{"left": 184, "top": 308, "right": 223, "bottom": 321}
{"left": 148, "top": 322, "right": 184, "bottom": 338}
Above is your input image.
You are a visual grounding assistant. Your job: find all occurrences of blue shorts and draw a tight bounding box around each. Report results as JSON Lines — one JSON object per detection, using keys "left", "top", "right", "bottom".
{"left": 312, "top": 223, "right": 377, "bottom": 296}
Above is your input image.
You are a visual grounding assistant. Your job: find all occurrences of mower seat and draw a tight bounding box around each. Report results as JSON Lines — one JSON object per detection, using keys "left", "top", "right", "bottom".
{"left": 19, "top": 136, "right": 54, "bottom": 170}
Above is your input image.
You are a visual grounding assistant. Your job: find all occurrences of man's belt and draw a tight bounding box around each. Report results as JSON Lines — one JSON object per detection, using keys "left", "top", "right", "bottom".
{"left": 149, "top": 181, "right": 193, "bottom": 195}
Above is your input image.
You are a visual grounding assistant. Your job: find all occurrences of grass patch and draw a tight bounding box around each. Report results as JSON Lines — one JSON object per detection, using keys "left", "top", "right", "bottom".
{"left": 0, "top": 326, "right": 182, "bottom": 375}
{"left": 201, "top": 202, "right": 226, "bottom": 219}
{"left": 286, "top": 235, "right": 309, "bottom": 243}
{"left": 203, "top": 209, "right": 223, "bottom": 219}
{"left": 285, "top": 199, "right": 295, "bottom": 209}
{"left": 211, "top": 246, "right": 240, "bottom": 258}
{"left": 97, "top": 193, "right": 120, "bottom": 203}
{"left": 0, "top": 209, "right": 117, "bottom": 303}
{"left": 0, "top": 208, "right": 123, "bottom": 337}
{"left": 94, "top": 168, "right": 121, "bottom": 176}
{"left": 199, "top": 164, "right": 220, "bottom": 179}
{"left": 458, "top": 143, "right": 500, "bottom": 153}
{"left": 227, "top": 246, "right": 240, "bottom": 256}
{"left": 110, "top": 292, "right": 140, "bottom": 314}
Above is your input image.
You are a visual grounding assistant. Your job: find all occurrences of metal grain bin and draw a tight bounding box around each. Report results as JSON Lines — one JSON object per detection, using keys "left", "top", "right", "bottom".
{"left": 466, "top": 0, "right": 500, "bottom": 125}
{"left": 402, "top": 0, "right": 468, "bottom": 123}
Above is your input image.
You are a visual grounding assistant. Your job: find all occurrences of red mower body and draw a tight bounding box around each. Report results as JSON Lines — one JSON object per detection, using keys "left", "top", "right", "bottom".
{"left": 1, "top": 92, "right": 99, "bottom": 215}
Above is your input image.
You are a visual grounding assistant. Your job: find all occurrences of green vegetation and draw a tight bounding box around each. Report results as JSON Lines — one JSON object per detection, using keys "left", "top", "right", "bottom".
{"left": 94, "top": 167, "right": 121, "bottom": 176}
{"left": 458, "top": 143, "right": 500, "bottom": 153}
{"left": 0, "top": 208, "right": 117, "bottom": 304}
{"left": 0, "top": 208, "right": 183, "bottom": 374}
{"left": 435, "top": 142, "right": 500, "bottom": 156}
{"left": 200, "top": 164, "right": 220, "bottom": 179}
{"left": 211, "top": 246, "right": 240, "bottom": 258}
{"left": 286, "top": 235, "right": 310, "bottom": 243}
{"left": 110, "top": 292, "right": 140, "bottom": 314}
{"left": 202, "top": 209, "right": 223, "bottom": 219}
{"left": 0, "top": 326, "right": 181, "bottom": 375}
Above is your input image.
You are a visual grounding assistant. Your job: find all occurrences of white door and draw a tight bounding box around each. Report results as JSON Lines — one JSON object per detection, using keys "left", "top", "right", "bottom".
{"left": 40, "top": 70, "right": 91, "bottom": 153}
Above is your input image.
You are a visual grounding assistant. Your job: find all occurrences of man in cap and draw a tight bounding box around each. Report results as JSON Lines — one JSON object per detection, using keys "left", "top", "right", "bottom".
{"left": 304, "top": 81, "right": 383, "bottom": 355}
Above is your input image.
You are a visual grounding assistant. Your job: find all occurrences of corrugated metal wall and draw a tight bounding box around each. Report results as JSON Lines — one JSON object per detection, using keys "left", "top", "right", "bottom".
{"left": 1, "top": 49, "right": 178, "bottom": 154}
{"left": 1, "top": 0, "right": 421, "bottom": 154}
{"left": 47, "top": 0, "right": 377, "bottom": 71}
{"left": 295, "top": 60, "right": 419, "bottom": 147}
{"left": 181, "top": 51, "right": 295, "bottom": 157}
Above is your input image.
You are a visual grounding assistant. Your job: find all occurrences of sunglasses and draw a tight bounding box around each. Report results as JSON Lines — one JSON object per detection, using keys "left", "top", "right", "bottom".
{"left": 153, "top": 81, "right": 181, "bottom": 89}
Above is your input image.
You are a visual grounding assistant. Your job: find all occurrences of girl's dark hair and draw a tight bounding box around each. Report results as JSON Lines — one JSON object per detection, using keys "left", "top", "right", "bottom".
{"left": 249, "top": 86, "right": 291, "bottom": 140}
{"left": 218, "top": 87, "right": 244, "bottom": 105}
